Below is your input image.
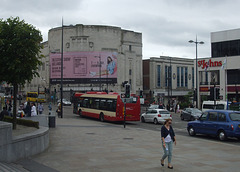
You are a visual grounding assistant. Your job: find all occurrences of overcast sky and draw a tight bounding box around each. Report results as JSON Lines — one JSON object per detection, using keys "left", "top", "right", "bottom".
{"left": 1, "top": 0, "right": 240, "bottom": 59}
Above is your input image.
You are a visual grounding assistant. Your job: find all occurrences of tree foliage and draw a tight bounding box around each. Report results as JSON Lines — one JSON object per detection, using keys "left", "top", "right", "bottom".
{"left": 0, "top": 17, "right": 43, "bottom": 84}
{"left": 0, "top": 17, "right": 43, "bottom": 129}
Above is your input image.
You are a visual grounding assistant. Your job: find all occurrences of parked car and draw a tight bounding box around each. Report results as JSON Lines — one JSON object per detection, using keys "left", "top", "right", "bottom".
{"left": 141, "top": 109, "right": 172, "bottom": 124}
{"left": 187, "top": 110, "right": 240, "bottom": 141}
{"left": 202, "top": 101, "right": 228, "bottom": 112}
{"left": 57, "top": 99, "right": 72, "bottom": 106}
{"left": 181, "top": 108, "right": 202, "bottom": 121}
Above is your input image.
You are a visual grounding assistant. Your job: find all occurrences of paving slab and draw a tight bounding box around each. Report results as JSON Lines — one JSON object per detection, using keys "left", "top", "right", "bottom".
{"left": 26, "top": 116, "right": 240, "bottom": 172}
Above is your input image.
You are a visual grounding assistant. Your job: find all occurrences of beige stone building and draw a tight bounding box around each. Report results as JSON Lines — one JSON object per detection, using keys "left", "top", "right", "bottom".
{"left": 22, "top": 24, "right": 142, "bottom": 99}
{"left": 143, "top": 56, "right": 194, "bottom": 105}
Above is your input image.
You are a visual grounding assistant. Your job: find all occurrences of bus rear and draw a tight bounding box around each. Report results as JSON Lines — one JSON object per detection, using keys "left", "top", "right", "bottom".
{"left": 26, "top": 92, "right": 38, "bottom": 102}
{"left": 116, "top": 96, "right": 140, "bottom": 121}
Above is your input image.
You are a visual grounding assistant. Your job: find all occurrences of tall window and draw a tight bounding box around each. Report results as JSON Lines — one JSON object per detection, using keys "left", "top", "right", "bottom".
{"left": 205, "top": 71, "right": 208, "bottom": 83}
{"left": 165, "top": 66, "right": 168, "bottom": 87}
{"left": 185, "top": 67, "right": 188, "bottom": 87}
{"left": 157, "top": 65, "right": 161, "bottom": 87}
{"left": 181, "top": 67, "right": 184, "bottom": 87}
{"left": 165, "top": 66, "right": 171, "bottom": 87}
{"left": 177, "top": 67, "right": 180, "bottom": 87}
{"left": 192, "top": 67, "right": 194, "bottom": 88}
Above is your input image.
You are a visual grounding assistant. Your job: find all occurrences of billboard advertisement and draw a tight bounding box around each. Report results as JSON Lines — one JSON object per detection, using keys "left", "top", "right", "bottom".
{"left": 50, "top": 52, "right": 117, "bottom": 84}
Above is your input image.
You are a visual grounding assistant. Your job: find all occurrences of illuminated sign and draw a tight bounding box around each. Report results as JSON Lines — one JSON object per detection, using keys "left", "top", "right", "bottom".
{"left": 198, "top": 59, "right": 222, "bottom": 69}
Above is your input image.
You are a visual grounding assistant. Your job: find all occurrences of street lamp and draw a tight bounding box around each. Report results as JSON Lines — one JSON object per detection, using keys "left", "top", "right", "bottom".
{"left": 94, "top": 54, "right": 102, "bottom": 91}
{"left": 189, "top": 36, "right": 204, "bottom": 108}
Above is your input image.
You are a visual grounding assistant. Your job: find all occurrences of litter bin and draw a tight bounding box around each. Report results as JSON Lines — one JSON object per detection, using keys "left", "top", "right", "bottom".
{"left": 49, "top": 114, "right": 56, "bottom": 128}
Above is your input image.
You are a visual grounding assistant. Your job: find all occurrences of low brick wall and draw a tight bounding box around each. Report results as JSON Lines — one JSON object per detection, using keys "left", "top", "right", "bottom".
{"left": 0, "top": 121, "right": 49, "bottom": 162}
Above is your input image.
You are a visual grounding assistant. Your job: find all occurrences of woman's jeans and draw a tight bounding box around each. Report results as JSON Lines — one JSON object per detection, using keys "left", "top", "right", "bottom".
{"left": 162, "top": 141, "right": 173, "bottom": 163}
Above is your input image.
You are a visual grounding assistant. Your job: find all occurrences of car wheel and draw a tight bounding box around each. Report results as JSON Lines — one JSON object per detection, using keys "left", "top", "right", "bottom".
{"left": 188, "top": 126, "right": 196, "bottom": 136}
{"left": 218, "top": 130, "right": 226, "bottom": 141}
{"left": 153, "top": 118, "right": 158, "bottom": 125}
{"left": 100, "top": 113, "right": 104, "bottom": 122}
{"left": 141, "top": 116, "right": 145, "bottom": 123}
{"left": 190, "top": 116, "right": 195, "bottom": 121}
{"left": 181, "top": 115, "right": 184, "bottom": 120}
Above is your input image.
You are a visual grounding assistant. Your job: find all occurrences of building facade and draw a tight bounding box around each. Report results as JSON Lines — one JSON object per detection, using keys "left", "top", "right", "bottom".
{"left": 197, "top": 28, "right": 240, "bottom": 106}
{"left": 23, "top": 24, "right": 142, "bottom": 99}
{"left": 143, "top": 56, "right": 194, "bottom": 105}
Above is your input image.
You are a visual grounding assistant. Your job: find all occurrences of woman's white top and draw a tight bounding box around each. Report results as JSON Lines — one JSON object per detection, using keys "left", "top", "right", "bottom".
{"left": 31, "top": 106, "right": 37, "bottom": 116}
{"left": 165, "top": 134, "right": 172, "bottom": 143}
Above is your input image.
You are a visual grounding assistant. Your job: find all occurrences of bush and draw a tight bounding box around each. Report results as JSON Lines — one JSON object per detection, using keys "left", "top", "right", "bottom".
{"left": 3, "top": 116, "right": 39, "bottom": 129}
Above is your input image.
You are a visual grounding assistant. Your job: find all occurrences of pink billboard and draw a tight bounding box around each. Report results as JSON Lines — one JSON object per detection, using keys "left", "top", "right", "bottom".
{"left": 50, "top": 52, "right": 117, "bottom": 84}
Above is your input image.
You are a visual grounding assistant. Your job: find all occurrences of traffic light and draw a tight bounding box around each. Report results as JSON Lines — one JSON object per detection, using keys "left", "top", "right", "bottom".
{"left": 125, "top": 84, "right": 130, "bottom": 98}
{"left": 215, "top": 88, "right": 220, "bottom": 100}
{"left": 210, "top": 87, "right": 214, "bottom": 100}
{"left": 140, "top": 90, "right": 143, "bottom": 98}
{"left": 193, "top": 89, "right": 196, "bottom": 101}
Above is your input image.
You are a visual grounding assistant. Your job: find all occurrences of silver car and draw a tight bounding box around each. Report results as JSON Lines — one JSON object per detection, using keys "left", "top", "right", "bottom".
{"left": 181, "top": 108, "right": 202, "bottom": 121}
{"left": 141, "top": 109, "right": 172, "bottom": 124}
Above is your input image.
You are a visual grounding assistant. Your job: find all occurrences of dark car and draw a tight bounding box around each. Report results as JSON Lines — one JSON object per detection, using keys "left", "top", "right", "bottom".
{"left": 187, "top": 110, "right": 240, "bottom": 141}
{"left": 181, "top": 108, "right": 202, "bottom": 121}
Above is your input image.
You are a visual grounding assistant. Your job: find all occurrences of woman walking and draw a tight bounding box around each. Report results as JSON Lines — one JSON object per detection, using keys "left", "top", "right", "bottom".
{"left": 161, "top": 119, "right": 176, "bottom": 169}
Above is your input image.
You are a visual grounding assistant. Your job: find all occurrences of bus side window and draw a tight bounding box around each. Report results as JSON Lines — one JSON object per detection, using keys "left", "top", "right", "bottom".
{"left": 112, "top": 100, "right": 117, "bottom": 112}
{"left": 100, "top": 99, "right": 107, "bottom": 110}
{"left": 83, "top": 98, "right": 88, "bottom": 108}
{"left": 107, "top": 100, "right": 113, "bottom": 112}
{"left": 94, "top": 99, "right": 100, "bottom": 109}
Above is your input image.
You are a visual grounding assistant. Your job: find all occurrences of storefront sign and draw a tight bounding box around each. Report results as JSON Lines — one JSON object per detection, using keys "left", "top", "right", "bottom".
{"left": 198, "top": 59, "right": 222, "bottom": 69}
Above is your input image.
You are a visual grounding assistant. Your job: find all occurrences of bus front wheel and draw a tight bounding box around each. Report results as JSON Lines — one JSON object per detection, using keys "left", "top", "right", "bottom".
{"left": 100, "top": 113, "right": 104, "bottom": 122}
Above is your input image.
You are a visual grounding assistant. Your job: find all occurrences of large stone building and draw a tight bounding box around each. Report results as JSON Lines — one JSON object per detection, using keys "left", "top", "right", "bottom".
{"left": 22, "top": 24, "right": 143, "bottom": 99}
{"left": 143, "top": 56, "right": 194, "bottom": 105}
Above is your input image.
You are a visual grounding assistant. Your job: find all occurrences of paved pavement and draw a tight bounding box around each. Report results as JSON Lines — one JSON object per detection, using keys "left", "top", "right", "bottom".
{"left": 16, "top": 111, "right": 240, "bottom": 172}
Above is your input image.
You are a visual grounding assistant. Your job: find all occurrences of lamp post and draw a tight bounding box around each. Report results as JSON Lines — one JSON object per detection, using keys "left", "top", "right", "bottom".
{"left": 60, "top": 18, "right": 63, "bottom": 118}
{"left": 95, "top": 54, "right": 101, "bottom": 91}
{"left": 189, "top": 36, "right": 204, "bottom": 108}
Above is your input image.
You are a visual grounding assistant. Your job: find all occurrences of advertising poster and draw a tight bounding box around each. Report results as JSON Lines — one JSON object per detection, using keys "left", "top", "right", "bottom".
{"left": 50, "top": 52, "right": 117, "bottom": 84}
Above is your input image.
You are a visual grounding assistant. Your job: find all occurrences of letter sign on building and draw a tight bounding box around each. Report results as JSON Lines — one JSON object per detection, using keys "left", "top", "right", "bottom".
{"left": 198, "top": 59, "right": 223, "bottom": 69}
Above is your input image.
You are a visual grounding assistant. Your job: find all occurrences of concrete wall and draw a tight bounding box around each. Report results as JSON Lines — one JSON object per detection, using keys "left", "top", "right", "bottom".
{"left": 0, "top": 121, "right": 49, "bottom": 162}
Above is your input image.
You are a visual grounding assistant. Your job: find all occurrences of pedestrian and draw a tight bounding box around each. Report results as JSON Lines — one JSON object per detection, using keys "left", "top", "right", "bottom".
{"left": 56, "top": 103, "right": 61, "bottom": 118}
{"left": 177, "top": 104, "right": 180, "bottom": 113}
{"left": 38, "top": 103, "right": 44, "bottom": 114}
{"left": 24, "top": 102, "right": 31, "bottom": 117}
{"left": 161, "top": 119, "right": 176, "bottom": 169}
{"left": 48, "top": 102, "right": 52, "bottom": 115}
{"left": 31, "top": 103, "right": 37, "bottom": 116}
{"left": 8, "top": 100, "right": 12, "bottom": 116}
{"left": 0, "top": 107, "right": 9, "bottom": 121}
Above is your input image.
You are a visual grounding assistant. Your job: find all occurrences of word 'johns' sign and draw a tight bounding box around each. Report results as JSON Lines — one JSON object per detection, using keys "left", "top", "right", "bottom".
{"left": 198, "top": 59, "right": 222, "bottom": 69}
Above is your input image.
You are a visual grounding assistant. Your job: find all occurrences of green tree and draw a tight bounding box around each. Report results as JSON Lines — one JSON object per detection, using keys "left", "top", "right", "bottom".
{"left": 0, "top": 17, "right": 43, "bottom": 129}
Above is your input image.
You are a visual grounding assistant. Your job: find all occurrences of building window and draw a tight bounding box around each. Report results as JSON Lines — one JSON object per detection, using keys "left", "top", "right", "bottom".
{"left": 185, "top": 67, "right": 188, "bottom": 87}
{"left": 42, "top": 62, "right": 45, "bottom": 71}
{"left": 212, "top": 39, "right": 240, "bottom": 58}
{"left": 192, "top": 67, "right": 194, "bottom": 88}
{"left": 177, "top": 67, "right": 180, "bottom": 87}
{"left": 157, "top": 65, "right": 161, "bottom": 87}
{"left": 165, "top": 66, "right": 172, "bottom": 87}
{"left": 129, "top": 69, "right": 132, "bottom": 75}
{"left": 205, "top": 71, "right": 208, "bottom": 83}
{"left": 129, "top": 45, "right": 132, "bottom": 51}
{"left": 129, "top": 79, "right": 132, "bottom": 85}
{"left": 181, "top": 67, "right": 184, "bottom": 87}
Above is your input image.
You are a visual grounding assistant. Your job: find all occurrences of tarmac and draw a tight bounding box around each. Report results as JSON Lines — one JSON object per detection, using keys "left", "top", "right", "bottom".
{"left": 13, "top": 112, "right": 240, "bottom": 172}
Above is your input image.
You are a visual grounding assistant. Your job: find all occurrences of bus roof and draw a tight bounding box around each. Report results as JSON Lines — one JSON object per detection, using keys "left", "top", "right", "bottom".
{"left": 81, "top": 94, "right": 118, "bottom": 99}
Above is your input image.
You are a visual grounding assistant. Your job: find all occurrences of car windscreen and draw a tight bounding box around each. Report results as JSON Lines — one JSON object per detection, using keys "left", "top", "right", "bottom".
{"left": 149, "top": 105, "right": 159, "bottom": 109}
{"left": 229, "top": 113, "right": 240, "bottom": 121}
{"left": 192, "top": 109, "right": 202, "bottom": 113}
{"left": 158, "top": 111, "right": 169, "bottom": 114}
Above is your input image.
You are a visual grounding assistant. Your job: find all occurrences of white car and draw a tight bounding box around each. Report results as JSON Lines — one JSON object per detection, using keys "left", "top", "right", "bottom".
{"left": 57, "top": 99, "right": 72, "bottom": 106}
{"left": 141, "top": 109, "right": 172, "bottom": 124}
